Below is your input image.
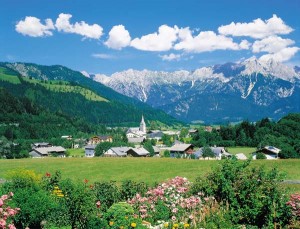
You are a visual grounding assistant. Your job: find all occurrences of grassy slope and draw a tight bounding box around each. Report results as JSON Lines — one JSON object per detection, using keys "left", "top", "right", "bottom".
{"left": 227, "top": 147, "right": 257, "bottom": 158}
{"left": 0, "top": 158, "right": 299, "bottom": 187}
{"left": 0, "top": 67, "right": 21, "bottom": 84}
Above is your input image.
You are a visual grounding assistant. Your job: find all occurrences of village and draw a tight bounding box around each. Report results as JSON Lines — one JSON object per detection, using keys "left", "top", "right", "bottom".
{"left": 29, "top": 116, "right": 281, "bottom": 160}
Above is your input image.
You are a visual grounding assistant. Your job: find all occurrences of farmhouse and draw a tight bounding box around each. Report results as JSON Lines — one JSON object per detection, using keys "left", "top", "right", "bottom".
{"left": 85, "top": 144, "right": 96, "bottom": 157}
{"left": 103, "top": 147, "right": 130, "bottom": 157}
{"left": 253, "top": 146, "right": 280, "bottom": 159}
{"left": 127, "top": 147, "right": 150, "bottom": 157}
{"left": 169, "top": 144, "right": 194, "bottom": 158}
{"left": 193, "top": 147, "right": 230, "bottom": 160}
{"left": 32, "top": 142, "right": 52, "bottom": 148}
{"left": 29, "top": 146, "right": 66, "bottom": 158}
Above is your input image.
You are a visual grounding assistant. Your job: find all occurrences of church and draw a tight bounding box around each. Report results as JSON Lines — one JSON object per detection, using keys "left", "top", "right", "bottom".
{"left": 126, "top": 116, "right": 147, "bottom": 138}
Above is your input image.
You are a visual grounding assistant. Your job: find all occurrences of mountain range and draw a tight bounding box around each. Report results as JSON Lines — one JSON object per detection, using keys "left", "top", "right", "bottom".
{"left": 88, "top": 58, "right": 300, "bottom": 123}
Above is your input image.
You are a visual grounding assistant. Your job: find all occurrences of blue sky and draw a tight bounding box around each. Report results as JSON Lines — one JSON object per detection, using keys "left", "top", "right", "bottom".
{"left": 1, "top": 0, "right": 299, "bottom": 74}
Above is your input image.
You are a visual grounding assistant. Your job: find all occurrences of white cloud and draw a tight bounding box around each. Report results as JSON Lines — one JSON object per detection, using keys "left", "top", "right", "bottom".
{"left": 174, "top": 29, "right": 243, "bottom": 53}
{"left": 105, "top": 25, "right": 131, "bottom": 50}
{"left": 55, "top": 13, "right": 103, "bottom": 39}
{"left": 160, "top": 53, "right": 181, "bottom": 61}
{"left": 252, "top": 36, "right": 294, "bottom": 53}
{"left": 131, "top": 25, "right": 179, "bottom": 51}
{"left": 218, "top": 14, "right": 293, "bottom": 39}
{"left": 239, "top": 40, "right": 251, "bottom": 50}
{"left": 92, "top": 53, "right": 115, "bottom": 59}
{"left": 259, "top": 47, "right": 300, "bottom": 62}
{"left": 15, "top": 16, "right": 55, "bottom": 37}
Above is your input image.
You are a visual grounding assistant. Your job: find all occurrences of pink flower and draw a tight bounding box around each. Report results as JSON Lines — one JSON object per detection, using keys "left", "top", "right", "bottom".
{"left": 0, "top": 199, "right": 3, "bottom": 207}
{"left": 96, "top": 200, "right": 101, "bottom": 208}
{"left": 0, "top": 219, "right": 6, "bottom": 228}
{"left": 171, "top": 216, "right": 176, "bottom": 221}
{"left": 9, "top": 192, "right": 13, "bottom": 197}
{"left": 8, "top": 224, "right": 16, "bottom": 229}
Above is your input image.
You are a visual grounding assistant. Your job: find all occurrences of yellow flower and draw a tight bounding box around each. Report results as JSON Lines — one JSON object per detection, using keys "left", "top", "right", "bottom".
{"left": 131, "top": 222, "right": 137, "bottom": 228}
{"left": 164, "top": 222, "right": 169, "bottom": 228}
{"left": 184, "top": 223, "right": 190, "bottom": 228}
{"left": 120, "top": 226, "right": 124, "bottom": 229}
{"left": 109, "top": 221, "right": 114, "bottom": 226}
{"left": 173, "top": 223, "right": 179, "bottom": 228}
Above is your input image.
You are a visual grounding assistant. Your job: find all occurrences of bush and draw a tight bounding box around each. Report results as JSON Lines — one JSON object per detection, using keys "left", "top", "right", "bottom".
{"left": 256, "top": 152, "right": 267, "bottom": 159}
{"left": 120, "top": 180, "right": 148, "bottom": 201}
{"left": 93, "top": 181, "right": 121, "bottom": 211}
{"left": 190, "top": 159, "right": 291, "bottom": 228}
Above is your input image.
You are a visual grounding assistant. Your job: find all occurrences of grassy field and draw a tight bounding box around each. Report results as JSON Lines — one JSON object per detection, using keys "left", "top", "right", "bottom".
{"left": 67, "top": 148, "right": 85, "bottom": 157}
{"left": 0, "top": 158, "right": 299, "bottom": 191}
{"left": 0, "top": 67, "right": 21, "bottom": 84}
{"left": 227, "top": 147, "right": 256, "bottom": 158}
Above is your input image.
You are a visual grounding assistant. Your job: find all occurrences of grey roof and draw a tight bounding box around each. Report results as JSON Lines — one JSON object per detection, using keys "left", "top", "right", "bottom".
{"left": 129, "top": 147, "right": 150, "bottom": 156}
{"left": 193, "top": 147, "right": 228, "bottom": 158}
{"left": 262, "top": 146, "right": 281, "bottom": 154}
{"left": 236, "top": 153, "right": 248, "bottom": 160}
{"left": 147, "top": 131, "right": 163, "bottom": 139}
{"left": 170, "top": 144, "right": 193, "bottom": 152}
{"left": 153, "top": 146, "right": 160, "bottom": 153}
{"left": 85, "top": 144, "right": 96, "bottom": 149}
{"left": 107, "top": 147, "right": 131, "bottom": 156}
{"left": 31, "top": 146, "right": 66, "bottom": 156}
{"left": 33, "top": 142, "right": 51, "bottom": 147}
{"left": 127, "top": 127, "right": 140, "bottom": 133}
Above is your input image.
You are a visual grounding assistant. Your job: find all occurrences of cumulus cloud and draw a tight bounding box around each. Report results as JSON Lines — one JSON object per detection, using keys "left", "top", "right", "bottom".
{"left": 239, "top": 40, "right": 251, "bottom": 50}
{"left": 174, "top": 29, "right": 243, "bottom": 53}
{"left": 218, "top": 14, "right": 293, "bottom": 39}
{"left": 92, "top": 53, "right": 115, "bottom": 59}
{"left": 259, "top": 47, "right": 300, "bottom": 62}
{"left": 252, "top": 36, "right": 294, "bottom": 53}
{"left": 131, "top": 25, "right": 179, "bottom": 51}
{"left": 160, "top": 53, "right": 181, "bottom": 61}
{"left": 55, "top": 13, "right": 103, "bottom": 39}
{"left": 15, "top": 16, "right": 55, "bottom": 37}
{"left": 105, "top": 25, "right": 131, "bottom": 50}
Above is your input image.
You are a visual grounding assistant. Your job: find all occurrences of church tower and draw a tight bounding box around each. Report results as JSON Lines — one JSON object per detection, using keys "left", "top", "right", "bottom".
{"left": 139, "top": 115, "right": 147, "bottom": 134}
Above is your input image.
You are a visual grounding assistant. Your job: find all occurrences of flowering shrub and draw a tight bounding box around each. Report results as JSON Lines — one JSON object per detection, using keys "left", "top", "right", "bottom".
{"left": 128, "top": 177, "right": 205, "bottom": 227}
{"left": 287, "top": 193, "right": 300, "bottom": 219}
{"left": 0, "top": 192, "right": 19, "bottom": 229}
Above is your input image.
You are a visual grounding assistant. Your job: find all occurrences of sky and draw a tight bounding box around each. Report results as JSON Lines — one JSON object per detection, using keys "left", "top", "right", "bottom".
{"left": 1, "top": 0, "right": 300, "bottom": 75}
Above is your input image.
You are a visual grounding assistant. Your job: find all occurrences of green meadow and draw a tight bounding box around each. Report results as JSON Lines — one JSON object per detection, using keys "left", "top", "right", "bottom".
{"left": 0, "top": 67, "right": 21, "bottom": 84}
{"left": 0, "top": 158, "right": 300, "bottom": 192}
{"left": 227, "top": 147, "right": 257, "bottom": 158}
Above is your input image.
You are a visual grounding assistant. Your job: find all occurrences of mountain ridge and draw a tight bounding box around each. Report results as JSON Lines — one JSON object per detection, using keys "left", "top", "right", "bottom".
{"left": 88, "top": 58, "right": 300, "bottom": 123}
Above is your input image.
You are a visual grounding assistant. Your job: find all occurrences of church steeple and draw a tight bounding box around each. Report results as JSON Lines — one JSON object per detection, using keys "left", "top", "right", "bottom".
{"left": 139, "top": 115, "right": 146, "bottom": 133}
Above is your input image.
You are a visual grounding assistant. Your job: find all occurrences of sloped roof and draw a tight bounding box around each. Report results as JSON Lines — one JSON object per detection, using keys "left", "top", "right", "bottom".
{"left": 33, "top": 146, "right": 66, "bottom": 155}
{"left": 110, "top": 147, "right": 131, "bottom": 156}
{"left": 128, "top": 137, "right": 145, "bottom": 143}
{"left": 129, "top": 147, "right": 150, "bottom": 156}
{"left": 170, "top": 144, "right": 193, "bottom": 152}
{"left": 263, "top": 146, "right": 281, "bottom": 154}
{"left": 236, "top": 153, "right": 248, "bottom": 160}
{"left": 85, "top": 144, "right": 97, "bottom": 150}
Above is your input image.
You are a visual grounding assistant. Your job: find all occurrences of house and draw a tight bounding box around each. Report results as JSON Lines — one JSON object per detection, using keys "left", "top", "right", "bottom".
{"left": 193, "top": 147, "right": 230, "bottom": 160}
{"left": 29, "top": 146, "right": 66, "bottom": 158}
{"left": 85, "top": 144, "right": 97, "bottom": 157}
{"left": 127, "top": 147, "right": 150, "bottom": 157}
{"left": 153, "top": 146, "right": 161, "bottom": 155}
{"left": 61, "top": 135, "right": 72, "bottom": 140}
{"left": 204, "top": 126, "right": 213, "bottom": 132}
{"left": 169, "top": 144, "right": 194, "bottom": 158}
{"left": 188, "top": 129, "right": 198, "bottom": 136}
{"left": 104, "top": 147, "right": 130, "bottom": 157}
{"left": 147, "top": 131, "right": 163, "bottom": 141}
{"left": 253, "top": 146, "right": 280, "bottom": 160}
{"left": 89, "top": 135, "right": 113, "bottom": 145}
{"left": 126, "top": 116, "right": 147, "bottom": 138}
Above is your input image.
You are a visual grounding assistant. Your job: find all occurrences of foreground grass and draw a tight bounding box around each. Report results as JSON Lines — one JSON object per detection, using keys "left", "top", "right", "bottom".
{"left": 0, "top": 158, "right": 300, "bottom": 189}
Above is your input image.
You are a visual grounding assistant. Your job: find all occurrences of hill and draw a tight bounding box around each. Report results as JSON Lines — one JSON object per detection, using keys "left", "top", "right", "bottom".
{"left": 0, "top": 63, "right": 181, "bottom": 126}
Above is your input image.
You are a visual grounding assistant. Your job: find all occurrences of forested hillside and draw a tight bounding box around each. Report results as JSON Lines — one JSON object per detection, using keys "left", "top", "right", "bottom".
{"left": 0, "top": 63, "right": 180, "bottom": 126}
{"left": 190, "top": 113, "right": 300, "bottom": 158}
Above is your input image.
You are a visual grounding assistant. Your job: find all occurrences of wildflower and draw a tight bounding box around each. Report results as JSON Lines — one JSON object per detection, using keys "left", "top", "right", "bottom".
{"left": 84, "top": 178, "right": 88, "bottom": 184}
{"left": 45, "top": 172, "right": 51, "bottom": 177}
{"left": 131, "top": 222, "right": 137, "bottom": 228}
{"left": 109, "top": 221, "right": 114, "bottom": 226}
{"left": 184, "top": 223, "right": 190, "bottom": 228}
{"left": 171, "top": 216, "right": 176, "bottom": 221}
{"left": 120, "top": 226, "right": 124, "bottom": 229}
{"left": 173, "top": 223, "right": 179, "bottom": 228}
{"left": 164, "top": 222, "right": 169, "bottom": 228}
{"left": 96, "top": 200, "right": 101, "bottom": 208}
